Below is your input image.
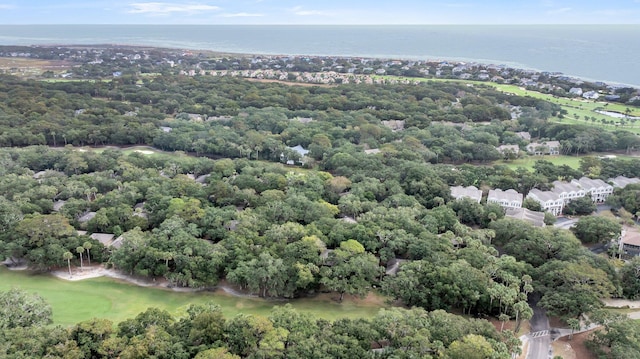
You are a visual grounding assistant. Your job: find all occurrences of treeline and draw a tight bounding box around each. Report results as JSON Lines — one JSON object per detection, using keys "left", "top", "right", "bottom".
{"left": 2, "top": 73, "right": 638, "bottom": 165}
{"left": 0, "top": 288, "right": 521, "bottom": 359}
{"left": 3, "top": 146, "right": 640, "bottom": 323}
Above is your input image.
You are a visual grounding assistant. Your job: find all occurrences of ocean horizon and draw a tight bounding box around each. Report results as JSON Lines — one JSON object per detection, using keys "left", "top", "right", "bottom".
{"left": 0, "top": 24, "right": 638, "bottom": 87}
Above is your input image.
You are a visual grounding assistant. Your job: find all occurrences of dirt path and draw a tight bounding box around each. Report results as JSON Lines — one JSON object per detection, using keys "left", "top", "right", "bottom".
{"left": 48, "top": 264, "right": 261, "bottom": 296}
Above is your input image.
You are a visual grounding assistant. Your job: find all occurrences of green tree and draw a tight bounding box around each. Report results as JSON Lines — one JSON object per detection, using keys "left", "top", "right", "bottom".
{"left": 320, "top": 240, "right": 382, "bottom": 301}
{"left": 444, "top": 334, "right": 495, "bottom": 359}
{"left": 562, "top": 196, "right": 596, "bottom": 215}
{"left": 83, "top": 241, "right": 93, "bottom": 265}
{"left": 572, "top": 216, "right": 622, "bottom": 244}
{"left": 76, "top": 246, "right": 85, "bottom": 270}
{"left": 63, "top": 251, "right": 73, "bottom": 277}
{"left": 0, "top": 288, "right": 52, "bottom": 329}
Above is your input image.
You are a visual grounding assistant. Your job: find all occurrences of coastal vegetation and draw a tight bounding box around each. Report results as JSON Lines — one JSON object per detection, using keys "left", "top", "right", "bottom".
{"left": 1, "top": 45, "right": 640, "bottom": 358}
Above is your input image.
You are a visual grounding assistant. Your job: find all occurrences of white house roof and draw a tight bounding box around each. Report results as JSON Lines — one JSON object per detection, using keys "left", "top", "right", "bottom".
{"left": 78, "top": 211, "right": 97, "bottom": 223}
{"left": 527, "top": 141, "right": 560, "bottom": 151}
{"left": 551, "top": 180, "right": 582, "bottom": 195}
{"left": 488, "top": 188, "right": 523, "bottom": 203}
{"left": 529, "top": 188, "right": 561, "bottom": 202}
{"left": 497, "top": 145, "right": 520, "bottom": 153}
{"left": 572, "top": 177, "right": 610, "bottom": 191}
{"left": 450, "top": 185, "right": 483, "bottom": 202}
{"left": 610, "top": 176, "right": 640, "bottom": 188}
{"left": 289, "top": 145, "right": 309, "bottom": 156}
{"left": 90, "top": 233, "right": 115, "bottom": 246}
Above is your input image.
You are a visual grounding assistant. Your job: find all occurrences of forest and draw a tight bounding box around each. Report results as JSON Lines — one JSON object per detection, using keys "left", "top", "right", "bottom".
{"left": 2, "top": 61, "right": 640, "bottom": 358}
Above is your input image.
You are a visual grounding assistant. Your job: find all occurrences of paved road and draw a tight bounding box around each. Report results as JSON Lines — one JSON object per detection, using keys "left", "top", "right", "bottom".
{"left": 527, "top": 302, "right": 552, "bottom": 359}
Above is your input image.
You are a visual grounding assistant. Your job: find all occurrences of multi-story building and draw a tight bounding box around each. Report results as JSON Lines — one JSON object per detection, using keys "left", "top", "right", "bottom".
{"left": 487, "top": 189, "right": 523, "bottom": 209}
{"left": 609, "top": 176, "right": 640, "bottom": 189}
{"left": 526, "top": 189, "right": 564, "bottom": 216}
{"left": 551, "top": 180, "right": 586, "bottom": 204}
{"left": 450, "top": 185, "right": 483, "bottom": 203}
{"left": 526, "top": 141, "right": 561, "bottom": 155}
{"left": 571, "top": 177, "right": 614, "bottom": 203}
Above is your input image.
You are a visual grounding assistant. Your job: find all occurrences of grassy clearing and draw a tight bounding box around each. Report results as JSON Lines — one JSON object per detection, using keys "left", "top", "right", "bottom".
{"left": 0, "top": 267, "right": 387, "bottom": 326}
{"left": 494, "top": 153, "right": 640, "bottom": 171}
{"left": 0, "top": 57, "right": 73, "bottom": 77}
{"left": 494, "top": 155, "right": 583, "bottom": 170}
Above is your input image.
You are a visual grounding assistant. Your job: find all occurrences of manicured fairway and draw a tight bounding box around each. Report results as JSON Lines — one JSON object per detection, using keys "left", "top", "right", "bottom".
{"left": 494, "top": 153, "right": 639, "bottom": 171}
{"left": 0, "top": 267, "right": 387, "bottom": 326}
{"left": 494, "top": 155, "right": 583, "bottom": 171}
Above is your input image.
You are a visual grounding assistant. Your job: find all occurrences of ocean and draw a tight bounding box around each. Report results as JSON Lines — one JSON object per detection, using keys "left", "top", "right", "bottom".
{"left": 0, "top": 25, "right": 638, "bottom": 87}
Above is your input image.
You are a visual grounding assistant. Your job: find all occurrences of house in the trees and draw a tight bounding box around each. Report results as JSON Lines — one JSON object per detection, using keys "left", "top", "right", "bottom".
{"left": 516, "top": 132, "right": 531, "bottom": 141}
{"left": 610, "top": 176, "right": 640, "bottom": 188}
{"left": 496, "top": 145, "right": 520, "bottom": 158}
{"left": 551, "top": 180, "right": 586, "bottom": 204}
{"left": 282, "top": 145, "right": 310, "bottom": 165}
{"left": 619, "top": 226, "right": 640, "bottom": 257}
{"left": 526, "top": 141, "right": 561, "bottom": 155}
{"left": 505, "top": 207, "right": 546, "bottom": 227}
{"left": 487, "top": 189, "right": 523, "bottom": 209}
{"left": 450, "top": 185, "right": 483, "bottom": 203}
{"left": 571, "top": 177, "right": 614, "bottom": 203}
{"left": 526, "top": 189, "right": 564, "bottom": 216}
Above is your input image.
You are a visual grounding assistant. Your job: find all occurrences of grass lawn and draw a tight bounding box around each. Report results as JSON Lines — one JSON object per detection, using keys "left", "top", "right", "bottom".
{"left": 0, "top": 267, "right": 388, "bottom": 326}
{"left": 494, "top": 155, "right": 583, "bottom": 171}
{"left": 494, "top": 153, "right": 640, "bottom": 171}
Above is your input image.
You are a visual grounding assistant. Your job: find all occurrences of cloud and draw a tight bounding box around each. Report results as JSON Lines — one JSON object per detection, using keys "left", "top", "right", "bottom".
{"left": 290, "top": 6, "right": 330, "bottom": 16}
{"left": 128, "top": 2, "right": 220, "bottom": 15}
{"left": 0, "top": 4, "right": 16, "bottom": 9}
{"left": 221, "top": 12, "right": 264, "bottom": 17}
{"left": 546, "top": 7, "right": 572, "bottom": 15}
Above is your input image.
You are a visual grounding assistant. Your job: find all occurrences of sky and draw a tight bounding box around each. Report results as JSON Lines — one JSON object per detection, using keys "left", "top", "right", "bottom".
{"left": 0, "top": 0, "right": 639, "bottom": 25}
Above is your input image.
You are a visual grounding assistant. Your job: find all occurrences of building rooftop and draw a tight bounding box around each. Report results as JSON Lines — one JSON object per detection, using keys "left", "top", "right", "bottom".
{"left": 529, "top": 188, "right": 561, "bottom": 202}
{"left": 488, "top": 188, "right": 523, "bottom": 203}
{"left": 610, "top": 176, "right": 640, "bottom": 188}
{"left": 90, "top": 233, "right": 115, "bottom": 246}
{"left": 450, "top": 185, "right": 483, "bottom": 202}
{"left": 622, "top": 226, "right": 640, "bottom": 247}
{"left": 551, "top": 180, "right": 582, "bottom": 195}
{"left": 505, "top": 207, "right": 546, "bottom": 227}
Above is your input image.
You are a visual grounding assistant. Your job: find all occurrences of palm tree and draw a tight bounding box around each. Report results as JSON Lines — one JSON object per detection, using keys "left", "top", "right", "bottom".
{"left": 76, "top": 246, "right": 84, "bottom": 270}
{"left": 63, "top": 251, "right": 73, "bottom": 277}
{"left": 83, "top": 241, "right": 92, "bottom": 265}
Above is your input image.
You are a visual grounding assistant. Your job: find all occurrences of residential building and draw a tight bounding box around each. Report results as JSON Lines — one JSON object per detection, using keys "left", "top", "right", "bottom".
{"left": 569, "top": 87, "right": 583, "bottom": 96}
{"left": 526, "top": 141, "right": 561, "bottom": 155}
{"left": 450, "top": 185, "right": 483, "bottom": 203}
{"left": 516, "top": 132, "right": 531, "bottom": 141}
{"left": 551, "top": 180, "right": 586, "bottom": 204}
{"left": 571, "top": 177, "right": 614, "bottom": 203}
{"left": 583, "top": 91, "right": 600, "bottom": 100}
{"left": 526, "top": 189, "right": 564, "bottom": 216}
{"left": 609, "top": 176, "right": 640, "bottom": 188}
{"left": 496, "top": 145, "right": 520, "bottom": 156}
{"left": 487, "top": 189, "right": 523, "bottom": 209}
{"left": 619, "top": 226, "right": 640, "bottom": 257}
{"left": 505, "top": 207, "right": 546, "bottom": 227}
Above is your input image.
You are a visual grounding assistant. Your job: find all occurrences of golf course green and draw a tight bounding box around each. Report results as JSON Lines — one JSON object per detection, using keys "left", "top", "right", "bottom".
{"left": 0, "top": 267, "right": 388, "bottom": 326}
